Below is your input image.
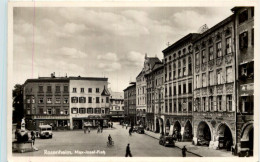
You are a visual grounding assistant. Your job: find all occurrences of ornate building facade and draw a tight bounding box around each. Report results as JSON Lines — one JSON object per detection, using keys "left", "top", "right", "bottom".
{"left": 192, "top": 15, "right": 236, "bottom": 151}
{"left": 162, "top": 33, "right": 199, "bottom": 140}
{"left": 123, "top": 82, "right": 136, "bottom": 125}
{"left": 232, "top": 7, "right": 254, "bottom": 155}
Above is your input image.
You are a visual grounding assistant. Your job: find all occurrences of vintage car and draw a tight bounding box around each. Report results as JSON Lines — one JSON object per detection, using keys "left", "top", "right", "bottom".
{"left": 197, "top": 138, "right": 210, "bottom": 146}
{"left": 137, "top": 126, "right": 145, "bottom": 134}
{"left": 159, "top": 135, "right": 175, "bottom": 147}
{"left": 38, "top": 125, "right": 53, "bottom": 139}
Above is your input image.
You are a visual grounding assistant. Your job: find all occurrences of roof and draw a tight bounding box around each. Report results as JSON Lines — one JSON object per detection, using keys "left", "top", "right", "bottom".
{"left": 69, "top": 76, "right": 108, "bottom": 81}
{"left": 123, "top": 82, "right": 136, "bottom": 92}
{"left": 101, "top": 86, "right": 110, "bottom": 96}
{"left": 162, "top": 33, "right": 200, "bottom": 55}
{"left": 24, "top": 77, "right": 69, "bottom": 85}
{"left": 192, "top": 14, "right": 234, "bottom": 43}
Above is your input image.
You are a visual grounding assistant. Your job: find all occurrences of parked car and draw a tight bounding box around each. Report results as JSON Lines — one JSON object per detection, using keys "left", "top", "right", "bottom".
{"left": 38, "top": 125, "right": 53, "bottom": 139}
{"left": 137, "top": 126, "right": 145, "bottom": 134}
{"left": 132, "top": 126, "right": 138, "bottom": 132}
{"left": 197, "top": 138, "right": 209, "bottom": 146}
{"left": 159, "top": 135, "right": 175, "bottom": 147}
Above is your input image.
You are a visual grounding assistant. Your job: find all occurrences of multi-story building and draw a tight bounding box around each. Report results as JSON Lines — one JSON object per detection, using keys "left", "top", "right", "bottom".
{"left": 69, "top": 76, "right": 110, "bottom": 129}
{"left": 162, "top": 33, "right": 199, "bottom": 140}
{"left": 109, "top": 90, "right": 124, "bottom": 122}
{"left": 23, "top": 73, "right": 70, "bottom": 130}
{"left": 136, "top": 54, "right": 161, "bottom": 126}
{"left": 145, "top": 61, "right": 164, "bottom": 133}
{"left": 232, "top": 7, "right": 254, "bottom": 155}
{"left": 123, "top": 82, "right": 136, "bottom": 125}
{"left": 192, "top": 15, "right": 236, "bottom": 151}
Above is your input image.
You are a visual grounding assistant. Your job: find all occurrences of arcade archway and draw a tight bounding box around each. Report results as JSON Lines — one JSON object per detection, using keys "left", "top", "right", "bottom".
{"left": 241, "top": 123, "right": 254, "bottom": 154}
{"left": 217, "top": 124, "right": 233, "bottom": 151}
{"left": 197, "top": 121, "right": 211, "bottom": 146}
{"left": 184, "top": 120, "right": 192, "bottom": 141}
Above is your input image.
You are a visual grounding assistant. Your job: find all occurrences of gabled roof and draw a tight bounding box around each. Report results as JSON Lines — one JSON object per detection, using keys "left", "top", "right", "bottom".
{"left": 101, "top": 86, "right": 110, "bottom": 96}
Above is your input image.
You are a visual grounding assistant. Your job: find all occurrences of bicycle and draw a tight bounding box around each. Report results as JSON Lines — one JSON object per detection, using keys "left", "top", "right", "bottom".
{"left": 107, "top": 141, "right": 114, "bottom": 147}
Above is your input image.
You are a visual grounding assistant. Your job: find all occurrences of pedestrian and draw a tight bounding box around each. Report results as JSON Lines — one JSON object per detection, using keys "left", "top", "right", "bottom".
{"left": 126, "top": 124, "right": 128, "bottom": 130}
{"left": 31, "top": 131, "right": 35, "bottom": 146}
{"left": 125, "top": 143, "right": 132, "bottom": 157}
{"left": 111, "top": 122, "right": 113, "bottom": 128}
{"left": 97, "top": 127, "right": 100, "bottom": 133}
{"left": 182, "top": 146, "right": 187, "bottom": 157}
{"left": 101, "top": 126, "right": 103, "bottom": 133}
{"left": 88, "top": 127, "right": 90, "bottom": 133}
{"left": 129, "top": 128, "right": 132, "bottom": 136}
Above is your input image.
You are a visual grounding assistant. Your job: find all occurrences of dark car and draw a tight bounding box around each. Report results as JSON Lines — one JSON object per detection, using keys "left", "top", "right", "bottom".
{"left": 197, "top": 138, "right": 210, "bottom": 146}
{"left": 159, "top": 136, "right": 175, "bottom": 147}
{"left": 132, "top": 126, "right": 138, "bottom": 132}
{"left": 137, "top": 126, "right": 145, "bottom": 134}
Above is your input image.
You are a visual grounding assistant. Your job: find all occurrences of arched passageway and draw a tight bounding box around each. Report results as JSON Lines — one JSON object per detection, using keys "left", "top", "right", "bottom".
{"left": 217, "top": 124, "right": 233, "bottom": 151}
{"left": 197, "top": 121, "right": 211, "bottom": 146}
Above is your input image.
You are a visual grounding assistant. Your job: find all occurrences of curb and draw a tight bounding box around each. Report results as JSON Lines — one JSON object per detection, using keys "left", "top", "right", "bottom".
{"left": 144, "top": 132, "right": 202, "bottom": 157}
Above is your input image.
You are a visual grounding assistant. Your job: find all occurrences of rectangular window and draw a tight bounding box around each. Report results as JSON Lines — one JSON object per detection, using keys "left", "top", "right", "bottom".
{"left": 64, "top": 109, "right": 68, "bottom": 115}
{"left": 71, "top": 97, "right": 78, "bottom": 103}
{"left": 226, "top": 37, "right": 232, "bottom": 54}
{"left": 87, "top": 108, "right": 93, "bottom": 114}
{"left": 39, "top": 98, "right": 44, "bottom": 104}
{"left": 64, "top": 98, "right": 68, "bottom": 104}
{"left": 96, "top": 97, "right": 100, "bottom": 103}
{"left": 169, "top": 85, "right": 172, "bottom": 96}
{"left": 39, "top": 108, "right": 43, "bottom": 114}
{"left": 188, "top": 83, "right": 192, "bottom": 93}
{"left": 56, "top": 109, "right": 60, "bottom": 115}
{"left": 47, "top": 109, "right": 52, "bottom": 115}
{"left": 226, "top": 67, "right": 233, "bottom": 82}
{"left": 39, "top": 86, "right": 43, "bottom": 92}
{"left": 71, "top": 108, "right": 78, "bottom": 114}
{"left": 47, "top": 86, "right": 52, "bottom": 92}
{"left": 209, "top": 96, "right": 214, "bottom": 111}
{"left": 195, "top": 53, "right": 200, "bottom": 65}
{"left": 73, "top": 88, "right": 77, "bottom": 93}
{"left": 55, "top": 86, "right": 60, "bottom": 92}
{"left": 217, "top": 69, "right": 223, "bottom": 84}
{"left": 216, "top": 42, "right": 222, "bottom": 57}
{"left": 209, "top": 46, "right": 214, "bottom": 60}
{"left": 165, "top": 104, "right": 168, "bottom": 113}
{"left": 239, "top": 31, "right": 248, "bottom": 50}
{"left": 88, "top": 88, "right": 92, "bottom": 93}
{"left": 217, "top": 96, "right": 222, "bottom": 111}
{"left": 88, "top": 97, "right": 92, "bottom": 103}
{"left": 183, "top": 84, "right": 186, "bottom": 94}
{"left": 202, "top": 97, "right": 206, "bottom": 111}
{"left": 188, "top": 101, "right": 192, "bottom": 112}
{"left": 226, "top": 95, "right": 232, "bottom": 111}
{"left": 169, "top": 72, "right": 172, "bottom": 80}
{"left": 178, "top": 69, "right": 181, "bottom": 77}
{"left": 169, "top": 102, "right": 172, "bottom": 113}
{"left": 96, "top": 88, "right": 100, "bottom": 93}
{"left": 183, "top": 67, "right": 186, "bottom": 76}
{"left": 239, "top": 9, "right": 248, "bottom": 24}
{"left": 202, "top": 73, "right": 206, "bottom": 87}
{"left": 178, "top": 85, "right": 181, "bottom": 94}
{"left": 106, "top": 97, "right": 109, "bottom": 103}
{"left": 31, "top": 96, "right": 35, "bottom": 103}
{"left": 173, "top": 86, "right": 176, "bottom": 95}
{"left": 178, "top": 102, "right": 182, "bottom": 112}
{"left": 79, "top": 97, "right": 86, "bottom": 103}
{"left": 174, "top": 102, "right": 177, "bottom": 112}
{"left": 209, "top": 71, "right": 214, "bottom": 86}
{"left": 55, "top": 98, "right": 61, "bottom": 104}
{"left": 79, "top": 108, "right": 86, "bottom": 114}
{"left": 47, "top": 98, "right": 52, "bottom": 104}
{"left": 64, "top": 86, "right": 68, "bottom": 92}
{"left": 242, "top": 96, "right": 253, "bottom": 113}
{"left": 81, "top": 88, "right": 84, "bottom": 93}
{"left": 202, "top": 50, "right": 206, "bottom": 63}
{"left": 196, "top": 75, "right": 200, "bottom": 88}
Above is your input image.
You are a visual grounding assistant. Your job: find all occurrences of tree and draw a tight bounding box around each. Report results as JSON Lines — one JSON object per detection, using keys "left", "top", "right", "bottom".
{"left": 13, "top": 84, "right": 24, "bottom": 124}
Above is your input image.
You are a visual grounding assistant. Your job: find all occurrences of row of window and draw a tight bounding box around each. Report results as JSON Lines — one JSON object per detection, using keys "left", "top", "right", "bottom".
{"left": 27, "top": 97, "right": 69, "bottom": 104}
{"left": 195, "top": 95, "right": 233, "bottom": 112}
{"left": 71, "top": 96, "right": 109, "bottom": 103}
{"left": 165, "top": 45, "right": 192, "bottom": 63}
{"left": 165, "top": 82, "right": 192, "bottom": 96}
{"left": 165, "top": 99, "right": 193, "bottom": 113}
{"left": 38, "top": 85, "right": 69, "bottom": 93}
{"left": 27, "top": 108, "right": 69, "bottom": 115}
{"left": 71, "top": 108, "right": 109, "bottom": 114}
{"left": 238, "top": 7, "right": 254, "bottom": 25}
{"left": 195, "top": 37, "right": 232, "bottom": 65}
{"left": 72, "top": 87, "right": 100, "bottom": 93}
{"left": 195, "top": 66, "right": 233, "bottom": 89}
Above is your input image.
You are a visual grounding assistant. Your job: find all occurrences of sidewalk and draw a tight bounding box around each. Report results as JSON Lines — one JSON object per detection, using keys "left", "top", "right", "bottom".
{"left": 145, "top": 130, "right": 234, "bottom": 157}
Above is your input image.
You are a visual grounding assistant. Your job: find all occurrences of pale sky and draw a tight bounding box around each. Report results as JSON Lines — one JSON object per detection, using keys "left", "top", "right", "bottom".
{"left": 13, "top": 7, "right": 233, "bottom": 92}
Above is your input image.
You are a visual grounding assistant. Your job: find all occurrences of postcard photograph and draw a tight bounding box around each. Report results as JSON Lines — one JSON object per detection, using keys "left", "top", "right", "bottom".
{"left": 7, "top": 1, "right": 258, "bottom": 161}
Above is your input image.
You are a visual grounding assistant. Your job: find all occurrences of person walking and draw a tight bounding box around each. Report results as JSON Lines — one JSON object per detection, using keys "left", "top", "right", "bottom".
{"left": 182, "top": 146, "right": 187, "bottom": 157}
{"left": 129, "top": 128, "right": 132, "bottom": 136}
{"left": 88, "top": 127, "right": 90, "bottom": 133}
{"left": 101, "top": 126, "right": 103, "bottom": 133}
{"left": 31, "top": 131, "right": 35, "bottom": 146}
{"left": 126, "top": 124, "right": 128, "bottom": 130}
{"left": 125, "top": 143, "right": 132, "bottom": 157}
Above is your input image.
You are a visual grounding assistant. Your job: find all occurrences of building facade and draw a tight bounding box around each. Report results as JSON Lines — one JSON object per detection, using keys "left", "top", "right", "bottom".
{"left": 109, "top": 90, "right": 124, "bottom": 122}
{"left": 69, "top": 77, "right": 110, "bottom": 129}
{"left": 162, "top": 33, "right": 199, "bottom": 140}
{"left": 232, "top": 7, "right": 254, "bottom": 155}
{"left": 192, "top": 15, "right": 237, "bottom": 151}
{"left": 123, "top": 82, "right": 136, "bottom": 125}
{"left": 23, "top": 74, "right": 70, "bottom": 130}
{"left": 145, "top": 62, "right": 164, "bottom": 133}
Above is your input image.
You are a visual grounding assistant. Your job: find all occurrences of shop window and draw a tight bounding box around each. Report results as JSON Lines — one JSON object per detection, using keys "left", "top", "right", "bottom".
{"left": 239, "top": 31, "right": 248, "bottom": 50}
{"left": 239, "top": 9, "right": 248, "bottom": 24}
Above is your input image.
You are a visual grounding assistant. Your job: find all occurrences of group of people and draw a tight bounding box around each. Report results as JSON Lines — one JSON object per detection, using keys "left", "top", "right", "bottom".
{"left": 108, "top": 122, "right": 113, "bottom": 128}
{"left": 83, "top": 127, "right": 91, "bottom": 134}
{"left": 173, "top": 130, "right": 182, "bottom": 141}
